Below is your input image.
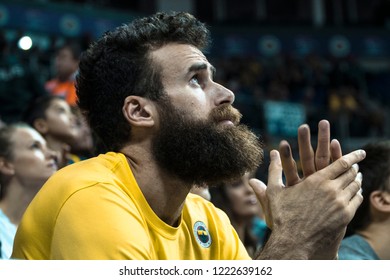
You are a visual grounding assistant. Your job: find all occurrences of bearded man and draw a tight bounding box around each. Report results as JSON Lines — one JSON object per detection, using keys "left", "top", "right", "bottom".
{"left": 12, "top": 12, "right": 365, "bottom": 260}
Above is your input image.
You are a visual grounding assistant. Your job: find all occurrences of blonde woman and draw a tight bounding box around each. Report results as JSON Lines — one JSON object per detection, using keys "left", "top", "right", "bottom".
{"left": 0, "top": 124, "right": 57, "bottom": 259}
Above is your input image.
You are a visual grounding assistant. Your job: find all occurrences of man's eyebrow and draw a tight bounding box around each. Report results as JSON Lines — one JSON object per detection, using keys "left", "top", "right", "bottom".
{"left": 188, "top": 63, "right": 216, "bottom": 78}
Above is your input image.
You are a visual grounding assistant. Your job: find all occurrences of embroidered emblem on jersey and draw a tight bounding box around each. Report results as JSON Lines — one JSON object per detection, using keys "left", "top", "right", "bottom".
{"left": 193, "top": 221, "right": 212, "bottom": 248}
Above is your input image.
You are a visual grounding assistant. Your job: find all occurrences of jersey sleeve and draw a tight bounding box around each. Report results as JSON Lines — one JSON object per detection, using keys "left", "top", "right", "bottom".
{"left": 51, "top": 183, "right": 153, "bottom": 259}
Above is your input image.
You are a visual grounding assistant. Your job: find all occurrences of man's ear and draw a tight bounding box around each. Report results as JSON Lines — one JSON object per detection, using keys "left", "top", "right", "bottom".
{"left": 0, "top": 158, "right": 15, "bottom": 176}
{"left": 122, "top": 96, "right": 155, "bottom": 128}
{"left": 370, "top": 190, "right": 390, "bottom": 213}
{"left": 33, "top": 118, "right": 49, "bottom": 135}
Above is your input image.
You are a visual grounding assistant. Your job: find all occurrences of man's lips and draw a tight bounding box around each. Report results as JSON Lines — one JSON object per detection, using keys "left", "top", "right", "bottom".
{"left": 218, "top": 119, "right": 235, "bottom": 126}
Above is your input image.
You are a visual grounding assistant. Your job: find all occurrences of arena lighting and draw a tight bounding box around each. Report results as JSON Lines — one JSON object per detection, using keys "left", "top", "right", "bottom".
{"left": 17, "top": 36, "right": 33, "bottom": 51}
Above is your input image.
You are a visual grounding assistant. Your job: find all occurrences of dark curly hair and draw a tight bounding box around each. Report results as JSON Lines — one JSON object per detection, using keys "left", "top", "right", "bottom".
{"left": 76, "top": 12, "right": 210, "bottom": 152}
{"left": 346, "top": 140, "right": 390, "bottom": 236}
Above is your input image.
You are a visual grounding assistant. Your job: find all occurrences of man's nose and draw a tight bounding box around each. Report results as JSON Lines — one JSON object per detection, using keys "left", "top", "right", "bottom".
{"left": 213, "top": 82, "right": 235, "bottom": 106}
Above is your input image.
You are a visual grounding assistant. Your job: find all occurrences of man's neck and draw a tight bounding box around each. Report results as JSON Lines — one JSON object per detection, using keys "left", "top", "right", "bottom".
{"left": 121, "top": 145, "right": 192, "bottom": 227}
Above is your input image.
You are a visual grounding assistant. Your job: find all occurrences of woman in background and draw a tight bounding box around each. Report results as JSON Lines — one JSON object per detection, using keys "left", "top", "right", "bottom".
{"left": 0, "top": 123, "right": 57, "bottom": 259}
{"left": 210, "top": 172, "right": 268, "bottom": 257}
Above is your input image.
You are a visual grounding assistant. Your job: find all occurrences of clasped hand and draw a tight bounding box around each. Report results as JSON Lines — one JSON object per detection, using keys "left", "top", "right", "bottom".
{"left": 250, "top": 120, "right": 365, "bottom": 259}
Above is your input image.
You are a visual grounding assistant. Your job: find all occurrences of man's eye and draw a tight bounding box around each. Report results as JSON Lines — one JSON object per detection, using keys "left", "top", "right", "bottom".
{"left": 189, "top": 75, "right": 200, "bottom": 86}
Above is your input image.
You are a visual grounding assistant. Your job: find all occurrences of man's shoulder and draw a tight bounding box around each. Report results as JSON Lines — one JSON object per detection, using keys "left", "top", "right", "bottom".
{"left": 43, "top": 152, "right": 131, "bottom": 197}
{"left": 55, "top": 152, "right": 126, "bottom": 177}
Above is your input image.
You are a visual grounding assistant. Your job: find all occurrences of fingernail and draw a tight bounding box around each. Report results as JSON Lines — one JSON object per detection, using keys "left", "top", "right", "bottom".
{"left": 352, "top": 164, "right": 359, "bottom": 172}
{"left": 319, "top": 120, "right": 328, "bottom": 131}
{"left": 358, "top": 149, "right": 366, "bottom": 158}
{"left": 299, "top": 124, "right": 309, "bottom": 135}
{"left": 270, "top": 150, "right": 279, "bottom": 159}
{"left": 356, "top": 172, "right": 362, "bottom": 182}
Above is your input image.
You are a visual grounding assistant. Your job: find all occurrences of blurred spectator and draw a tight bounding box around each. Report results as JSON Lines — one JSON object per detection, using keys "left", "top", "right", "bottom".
{"left": 339, "top": 140, "right": 390, "bottom": 260}
{"left": 23, "top": 96, "right": 78, "bottom": 169}
{"left": 67, "top": 106, "right": 95, "bottom": 162}
{"left": 45, "top": 42, "right": 81, "bottom": 107}
{"left": 0, "top": 30, "right": 48, "bottom": 124}
{"left": 0, "top": 123, "right": 57, "bottom": 259}
{"left": 190, "top": 184, "right": 211, "bottom": 201}
{"left": 210, "top": 172, "right": 267, "bottom": 258}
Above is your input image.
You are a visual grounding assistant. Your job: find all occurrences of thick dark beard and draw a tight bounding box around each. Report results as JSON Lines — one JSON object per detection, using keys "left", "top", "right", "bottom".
{"left": 152, "top": 97, "right": 264, "bottom": 186}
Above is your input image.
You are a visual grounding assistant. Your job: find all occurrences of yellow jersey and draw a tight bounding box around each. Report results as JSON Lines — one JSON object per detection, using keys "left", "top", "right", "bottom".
{"left": 12, "top": 152, "right": 250, "bottom": 260}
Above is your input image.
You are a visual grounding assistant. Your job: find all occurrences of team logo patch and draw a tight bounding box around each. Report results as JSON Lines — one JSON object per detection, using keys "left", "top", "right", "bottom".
{"left": 193, "top": 221, "right": 212, "bottom": 248}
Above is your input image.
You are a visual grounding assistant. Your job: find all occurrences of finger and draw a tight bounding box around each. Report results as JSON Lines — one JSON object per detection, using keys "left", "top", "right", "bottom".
{"left": 249, "top": 178, "right": 267, "bottom": 200}
{"left": 345, "top": 174, "right": 364, "bottom": 222}
{"left": 347, "top": 179, "right": 364, "bottom": 213}
{"left": 298, "top": 124, "right": 316, "bottom": 177}
{"left": 335, "top": 164, "right": 359, "bottom": 193}
{"left": 279, "top": 140, "right": 300, "bottom": 186}
{"left": 315, "top": 120, "right": 330, "bottom": 170}
{"left": 267, "top": 150, "right": 285, "bottom": 190}
{"left": 320, "top": 150, "right": 366, "bottom": 180}
{"left": 346, "top": 194, "right": 364, "bottom": 224}
{"left": 338, "top": 169, "right": 362, "bottom": 201}
{"left": 330, "top": 139, "right": 342, "bottom": 162}
{"left": 249, "top": 178, "right": 273, "bottom": 229}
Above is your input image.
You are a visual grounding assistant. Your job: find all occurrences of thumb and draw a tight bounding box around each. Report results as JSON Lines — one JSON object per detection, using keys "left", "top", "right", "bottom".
{"left": 249, "top": 178, "right": 273, "bottom": 229}
{"left": 249, "top": 178, "right": 267, "bottom": 206}
{"left": 267, "top": 150, "right": 284, "bottom": 189}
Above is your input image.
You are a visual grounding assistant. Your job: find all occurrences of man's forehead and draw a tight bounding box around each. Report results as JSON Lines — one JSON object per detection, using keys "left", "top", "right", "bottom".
{"left": 150, "top": 43, "right": 211, "bottom": 72}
